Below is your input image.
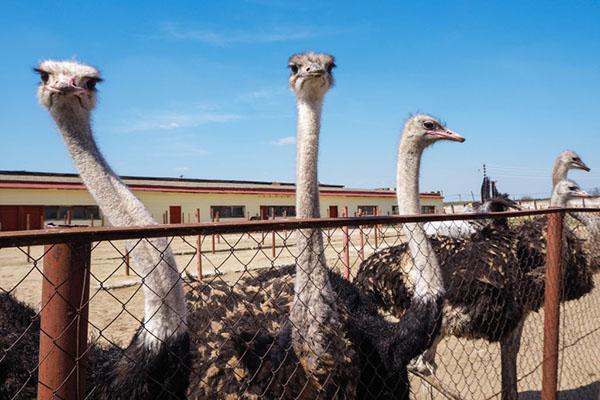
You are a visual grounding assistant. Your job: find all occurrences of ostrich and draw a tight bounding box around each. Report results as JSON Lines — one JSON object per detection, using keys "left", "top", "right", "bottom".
{"left": 552, "top": 150, "right": 590, "bottom": 187}
{"left": 356, "top": 165, "right": 595, "bottom": 399}
{"left": 424, "top": 191, "right": 519, "bottom": 238}
{"left": 1, "top": 60, "right": 190, "bottom": 399}
{"left": 187, "top": 57, "right": 459, "bottom": 399}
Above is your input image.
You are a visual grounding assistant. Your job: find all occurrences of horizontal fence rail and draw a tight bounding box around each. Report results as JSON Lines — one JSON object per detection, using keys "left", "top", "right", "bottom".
{"left": 2, "top": 207, "right": 599, "bottom": 247}
{"left": 0, "top": 208, "right": 599, "bottom": 399}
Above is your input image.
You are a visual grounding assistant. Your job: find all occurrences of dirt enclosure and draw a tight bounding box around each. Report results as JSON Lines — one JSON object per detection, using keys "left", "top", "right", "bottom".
{"left": 1, "top": 228, "right": 599, "bottom": 399}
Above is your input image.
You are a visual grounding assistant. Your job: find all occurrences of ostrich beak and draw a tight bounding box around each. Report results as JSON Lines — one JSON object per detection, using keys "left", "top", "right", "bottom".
{"left": 573, "top": 189, "right": 591, "bottom": 198}
{"left": 47, "top": 81, "right": 88, "bottom": 95}
{"left": 574, "top": 160, "right": 591, "bottom": 172}
{"left": 428, "top": 128, "right": 465, "bottom": 143}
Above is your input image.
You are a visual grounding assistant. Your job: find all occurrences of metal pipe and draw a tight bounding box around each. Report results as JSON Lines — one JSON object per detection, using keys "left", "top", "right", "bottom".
{"left": 342, "top": 206, "right": 350, "bottom": 279}
{"left": 38, "top": 239, "right": 91, "bottom": 400}
{"left": 2, "top": 208, "right": 599, "bottom": 248}
{"left": 271, "top": 208, "right": 276, "bottom": 258}
{"left": 541, "top": 210, "right": 564, "bottom": 400}
{"left": 195, "top": 208, "right": 203, "bottom": 280}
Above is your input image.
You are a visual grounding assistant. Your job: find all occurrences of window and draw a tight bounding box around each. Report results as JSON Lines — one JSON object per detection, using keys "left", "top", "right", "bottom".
{"left": 261, "top": 206, "right": 296, "bottom": 218}
{"left": 210, "top": 206, "right": 246, "bottom": 219}
{"left": 44, "top": 206, "right": 100, "bottom": 220}
{"left": 421, "top": 205, "right": 436, "bottom": 214}
{"left": 357, "top": 206, "right": 378, "bottom": 216}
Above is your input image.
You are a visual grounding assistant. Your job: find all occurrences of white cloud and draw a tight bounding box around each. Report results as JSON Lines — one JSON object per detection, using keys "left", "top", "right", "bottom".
{"left": 271, "top": 136, "right": 295, "bottom": 146}
{"left": 161, "top": 23, "right": 315, "bottom": 46}
{"left": 236, "top": 87, "right": 288, "bottom": 102}
{"left": 122, "top": 111, "right": 241, "bottom": 133}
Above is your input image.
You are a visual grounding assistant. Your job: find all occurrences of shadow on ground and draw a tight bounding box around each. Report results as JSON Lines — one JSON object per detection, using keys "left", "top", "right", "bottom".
{"left": 520, "top": 381, "right": 599, "bottom": 400}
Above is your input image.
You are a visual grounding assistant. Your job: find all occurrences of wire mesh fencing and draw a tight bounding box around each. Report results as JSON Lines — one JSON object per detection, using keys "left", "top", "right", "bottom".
{"left": 0, "top": 209, "right": 598, "bottom": 399}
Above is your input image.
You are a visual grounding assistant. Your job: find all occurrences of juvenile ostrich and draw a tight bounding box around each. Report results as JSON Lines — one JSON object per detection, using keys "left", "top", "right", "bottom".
{"left": 552, "top": 150, "right": 590, "bottom": 187}
{"left": 1, "top": 61, "right": 190, "bottom": 399}
{"left": 356, "top": 158, "right": 595, "bottom": 400}
{"left": 187, "top": 58, "right": 457, "bottom": 399}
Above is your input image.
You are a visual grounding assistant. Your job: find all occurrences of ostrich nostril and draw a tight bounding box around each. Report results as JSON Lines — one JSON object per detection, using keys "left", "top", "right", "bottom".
{"left": 306, "top": 67, "right": 311, "bottom": 72}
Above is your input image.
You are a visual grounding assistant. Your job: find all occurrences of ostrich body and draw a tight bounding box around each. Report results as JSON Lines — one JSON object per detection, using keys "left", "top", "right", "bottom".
{"left": 1, "top": 61, "right": 190, "bottom": 399}
{"left": 356, "top": 155, "right": 595, "bottom": 399}
{"left": 187, "top": 60, "right": 454, "bottom": 399}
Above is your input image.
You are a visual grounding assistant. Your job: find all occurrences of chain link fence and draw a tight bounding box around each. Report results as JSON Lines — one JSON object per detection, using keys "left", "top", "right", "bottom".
{"left": 0, "top": 210, "right": 598, "bottom": 399}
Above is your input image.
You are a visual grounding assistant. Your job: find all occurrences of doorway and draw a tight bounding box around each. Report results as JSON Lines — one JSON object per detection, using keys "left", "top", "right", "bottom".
{"left": 329, "top": 205, "right": 339, "bottom": 218}
{"left": 169, "top": 206, "right": 182, "bottom": 224}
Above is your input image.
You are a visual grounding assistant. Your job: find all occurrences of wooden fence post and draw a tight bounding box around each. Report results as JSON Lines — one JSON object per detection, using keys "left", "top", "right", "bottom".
{"left": 541, "top": 210, "right": 564, "bottom": 400}
{"left": 38, "top": 238, "right": 91, "bottom": 400}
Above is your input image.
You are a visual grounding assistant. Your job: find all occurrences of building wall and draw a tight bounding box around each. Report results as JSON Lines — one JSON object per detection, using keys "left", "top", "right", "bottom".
{"left": 0, "top": 187, "right": 444, "bottom": 227}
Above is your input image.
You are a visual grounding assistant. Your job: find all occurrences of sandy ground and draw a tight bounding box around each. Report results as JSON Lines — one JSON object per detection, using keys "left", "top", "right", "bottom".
{"left": 1, "top": 226, "right": 599, "bottom": 399}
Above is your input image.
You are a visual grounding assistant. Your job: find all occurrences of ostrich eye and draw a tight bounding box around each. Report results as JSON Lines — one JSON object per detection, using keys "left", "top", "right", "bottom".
{"left": 38, "top": 71, "right": 49, "bottom": 83}
{"left": 86, "top": 79, "right": 97, "bottom": 90}
{"left": 573, "top": 157, "right": 580, "bottom": 162}
{"left": 289, "top": 64, "right": 299, "bottom": 74}
{"left": 423, "top": 121, "right": 435, "bottom": 130}
{"left": 326, "top": 63, "right": 336, "bottom": 73}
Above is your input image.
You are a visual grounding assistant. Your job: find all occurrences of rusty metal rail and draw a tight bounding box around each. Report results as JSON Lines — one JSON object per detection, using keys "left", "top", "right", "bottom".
{"left": 1, "top": 208, "right": 599, "bottom": 399}
{"left": 1, "top": 207, "right": 598, "bottom": 248}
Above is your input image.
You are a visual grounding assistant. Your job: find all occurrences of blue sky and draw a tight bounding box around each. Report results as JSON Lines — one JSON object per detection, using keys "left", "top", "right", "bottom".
{"left": 1, "top": 1, "right": 599, "bottom": 200}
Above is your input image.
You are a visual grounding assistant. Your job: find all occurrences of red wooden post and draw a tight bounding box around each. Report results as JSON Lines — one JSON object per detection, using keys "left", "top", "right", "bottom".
{"left": 359, "top": 226, "right": 365, "bottom": 262}
{"left": 25, "top": 214, "right": 32, "bottom": 262}
{"left": 216, "top": 211, "right": 221, "bottom": 244}
{"left": 270, "top": 208, "right": 276, "bottom": 258}
{"left": 38, "top": 238, "right": 91, "bottom": 400}
{"left": 342, "top": 206, "right": 350, "bottom": 279}
{"left": 374, "top": 208, "right": 379, "bottom": 249}
{"left": 124, "top": 250, "right": 130, "bottom": 276}
{"left": 211, "top": 211, "right": 216, "bottom": 254}
{"left": 541, "top": 210, "right": 564, "bottom": 400}
{"left": 195, "top": 208, "right": 203, "bottom": 280}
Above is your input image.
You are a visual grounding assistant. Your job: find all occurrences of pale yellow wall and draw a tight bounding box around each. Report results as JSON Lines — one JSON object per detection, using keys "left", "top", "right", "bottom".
{"left": 0, "top": 188, "right": 444, "bottom": 224}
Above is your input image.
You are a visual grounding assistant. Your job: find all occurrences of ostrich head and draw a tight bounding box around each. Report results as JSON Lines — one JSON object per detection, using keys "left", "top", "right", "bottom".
{"left": 402, "top": 114, "right": 465, "bottom": 149}
{"left": 288, "top": 52, "right": 335, "bottom": 101}
{"left": 551, "top": 179, "right": 590, "bottom": 207}
{"left": 557, "top": 150, "right": 590, "bottom": 172}
{"left": 35, "top": 60, "right": 102, "bottom": 113}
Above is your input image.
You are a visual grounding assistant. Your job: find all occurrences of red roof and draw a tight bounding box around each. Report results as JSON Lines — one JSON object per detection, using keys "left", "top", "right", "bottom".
{"left": 0, "top": 181, "right": 443, "bottom": 199}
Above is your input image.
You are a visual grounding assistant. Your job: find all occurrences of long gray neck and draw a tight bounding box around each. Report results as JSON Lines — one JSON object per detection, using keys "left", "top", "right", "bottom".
{"left": 396, "top": 138, "right": 444, "bottom": 301}
{"left": 50, "top": 105, "right": 186, "bottom": 348}
{"left": 289, "top": 97, "right": 342, "bottom": 376}
{"left": 295, "top": 99, "right": 322, "bottom": 218}
{"left": 397, "top": 140, "right": 422, "bottom": 215}
{"left": 552, "top": 159, "right": 568, "bottom": 188}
